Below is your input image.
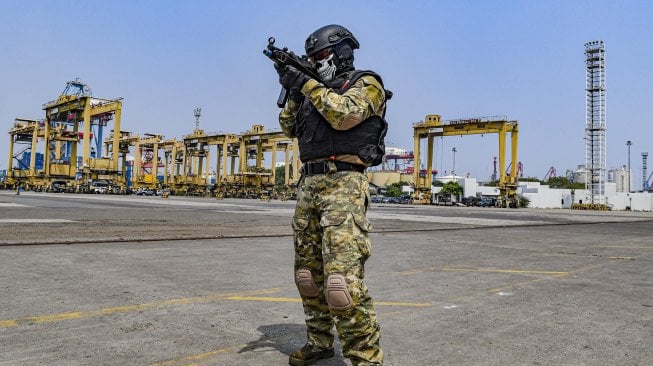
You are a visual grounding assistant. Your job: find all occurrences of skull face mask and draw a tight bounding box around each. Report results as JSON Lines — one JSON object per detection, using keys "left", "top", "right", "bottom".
{"left": 315, "top": 53, "right": 337, "bottom": 82}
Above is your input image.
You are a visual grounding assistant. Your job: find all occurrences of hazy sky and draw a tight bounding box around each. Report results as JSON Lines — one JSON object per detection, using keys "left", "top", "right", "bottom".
{"left": 1, "top": 1, "right": 652, "bottom": 186}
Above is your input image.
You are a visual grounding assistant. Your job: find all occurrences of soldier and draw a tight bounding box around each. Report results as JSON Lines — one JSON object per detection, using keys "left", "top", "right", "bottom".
{"left": 274, "top": 24, "right": 389, "bottom": 366}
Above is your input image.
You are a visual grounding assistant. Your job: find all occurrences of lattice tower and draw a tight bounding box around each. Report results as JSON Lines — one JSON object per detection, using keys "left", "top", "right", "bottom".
{"left": 585, "top": 41, "right": 607, "bottom": 204}
{"left": 642, "top": 152, "right": 648, "bottom": 192}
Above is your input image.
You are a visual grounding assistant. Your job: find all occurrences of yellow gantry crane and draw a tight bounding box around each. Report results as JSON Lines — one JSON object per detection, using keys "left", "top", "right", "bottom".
{"left": 180, "top": 124, "right": 299, "bottom": 198}
{"left": 7, "top": 82, "right": 521, "bottom": 203}
{"left": 43, "top": 81, "right": 123, "bottom": 189}
{"left": 413, "top": 114, "right": 519, "bottom": 207}
{"left": 131, "top": 133, "right": 165, "bottom": 189}
{"left": 7, "top": 80, "right": 122, "bottom": 191}
{"left": 6, "top": 81, "right": 299, "bottom": 198}
{"left": 7, "top": 119, "right": 45, "bottom": 188}
{"left": 113, "top": 131, "right": 140, "bottom": 191}
{"left": 99, "top": 125, "right": 300, "bottom": 198}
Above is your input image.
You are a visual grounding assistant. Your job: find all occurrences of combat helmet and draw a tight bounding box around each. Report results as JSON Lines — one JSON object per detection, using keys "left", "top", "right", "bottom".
{"left": 305, "top": 24, "right": 359, "bottom": 80}
{"left": 305, "top": 24, "right": 359, "bottom": 56}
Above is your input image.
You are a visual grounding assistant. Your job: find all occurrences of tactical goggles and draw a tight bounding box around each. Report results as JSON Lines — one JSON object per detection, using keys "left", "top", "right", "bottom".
{"left": 308, "top": 48, "right": 333, "bottom": 64}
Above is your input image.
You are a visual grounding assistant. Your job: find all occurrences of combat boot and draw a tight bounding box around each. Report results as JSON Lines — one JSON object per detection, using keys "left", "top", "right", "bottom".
{"left": 288, "top": 344, "right": 335, "bottom": 366}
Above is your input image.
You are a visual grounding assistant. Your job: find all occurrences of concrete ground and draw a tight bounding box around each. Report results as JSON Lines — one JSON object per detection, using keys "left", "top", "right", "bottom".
{"left": 0, "top": 191, "right": 651, "bottom": 366}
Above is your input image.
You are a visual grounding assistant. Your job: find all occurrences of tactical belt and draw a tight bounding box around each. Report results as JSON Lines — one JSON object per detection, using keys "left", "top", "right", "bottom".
{"left": 301, "top": 161, "right": 365, "bottom": 176}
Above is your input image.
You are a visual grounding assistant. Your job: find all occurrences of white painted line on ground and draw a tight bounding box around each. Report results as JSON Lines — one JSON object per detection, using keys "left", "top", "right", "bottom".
{"left": 216, "top": 208, "right": 547, "bottom": 226}
{"left": 0, "top": 219, "right": 76, "bottom": 223}
{"left": 200, "top": 208, "right": 545, "bottom": 226}
{"left": 219, "top": 209, "right": 296, "bottom": 215}
{"left": 19, "top": 192, "right": 248, "bottom": 208}
{"left": 0, "top": 203, "right": 31, "bottom": 208}
{"left": 367, "top": 212, "right": 545, "bottom": 226}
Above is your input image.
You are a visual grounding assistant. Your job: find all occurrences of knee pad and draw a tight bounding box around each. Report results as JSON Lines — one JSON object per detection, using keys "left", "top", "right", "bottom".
{"left": 326, "top": 274, "right": 353, "bottom": 310}
{"left": 295, "top": 269, "right": 320, "bottom": 297}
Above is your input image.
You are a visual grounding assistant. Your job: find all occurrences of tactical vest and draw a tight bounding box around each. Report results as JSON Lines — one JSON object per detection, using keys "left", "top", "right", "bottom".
{"left": 293, "top": 70, "right": 388, "bottom": 166}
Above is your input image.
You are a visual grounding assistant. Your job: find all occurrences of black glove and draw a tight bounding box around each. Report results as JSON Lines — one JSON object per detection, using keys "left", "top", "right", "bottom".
{"left": 287, "top": 87, "right": 304, "bottom": 103}
{"left": 275, "top": 64, "right": 310, "bottom": 91}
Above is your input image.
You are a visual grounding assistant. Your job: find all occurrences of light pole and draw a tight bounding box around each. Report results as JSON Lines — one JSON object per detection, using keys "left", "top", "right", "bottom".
{"left": 452, "top": 147, "right": 457, "bottom": 177}
{"left": 627, "top": 141, "right": 632, "bottom": 192}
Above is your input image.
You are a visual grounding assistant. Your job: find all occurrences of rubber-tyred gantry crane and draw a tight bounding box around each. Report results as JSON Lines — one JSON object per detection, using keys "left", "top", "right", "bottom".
{"left": 412, "top": 114, "right": 519, "bottom": 207}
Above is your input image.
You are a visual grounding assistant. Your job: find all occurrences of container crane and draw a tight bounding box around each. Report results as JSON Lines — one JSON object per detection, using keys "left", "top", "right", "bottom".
{"left": 543, "top": 166, "right": 557, "bottom": 181}
{"left": 505, "top": 161, "right": 523, "bottom": 178}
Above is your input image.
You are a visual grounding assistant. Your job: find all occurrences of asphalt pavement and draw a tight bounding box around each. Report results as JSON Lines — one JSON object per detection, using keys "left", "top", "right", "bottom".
{"left": 0, "top": 192, "right": 651, "bottom": 365}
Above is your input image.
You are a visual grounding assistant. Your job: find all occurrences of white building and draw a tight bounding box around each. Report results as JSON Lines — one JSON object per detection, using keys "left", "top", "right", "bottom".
{"left": 571, "top": 165, "right": 587, "bottom": 184}
{"left": 431, "top": 176, "right": 653, "bottom": 211}
{"left": 608, "top": 166, "right": 631, "bottom": 193}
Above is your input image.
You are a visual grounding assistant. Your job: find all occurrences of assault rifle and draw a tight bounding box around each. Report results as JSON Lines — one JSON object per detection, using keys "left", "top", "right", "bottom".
{"left": 263, "top": 37, "right": 321, "bottom": 107}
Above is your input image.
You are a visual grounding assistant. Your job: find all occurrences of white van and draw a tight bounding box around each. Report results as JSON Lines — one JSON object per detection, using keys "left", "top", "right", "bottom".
{"left": 90, "top": 180, "right": 110, "bottom": 194}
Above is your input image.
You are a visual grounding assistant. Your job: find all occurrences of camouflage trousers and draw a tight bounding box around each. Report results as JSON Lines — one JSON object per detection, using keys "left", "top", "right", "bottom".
{"left": 292, "top": 170, "right": 383, "bottom": 365}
